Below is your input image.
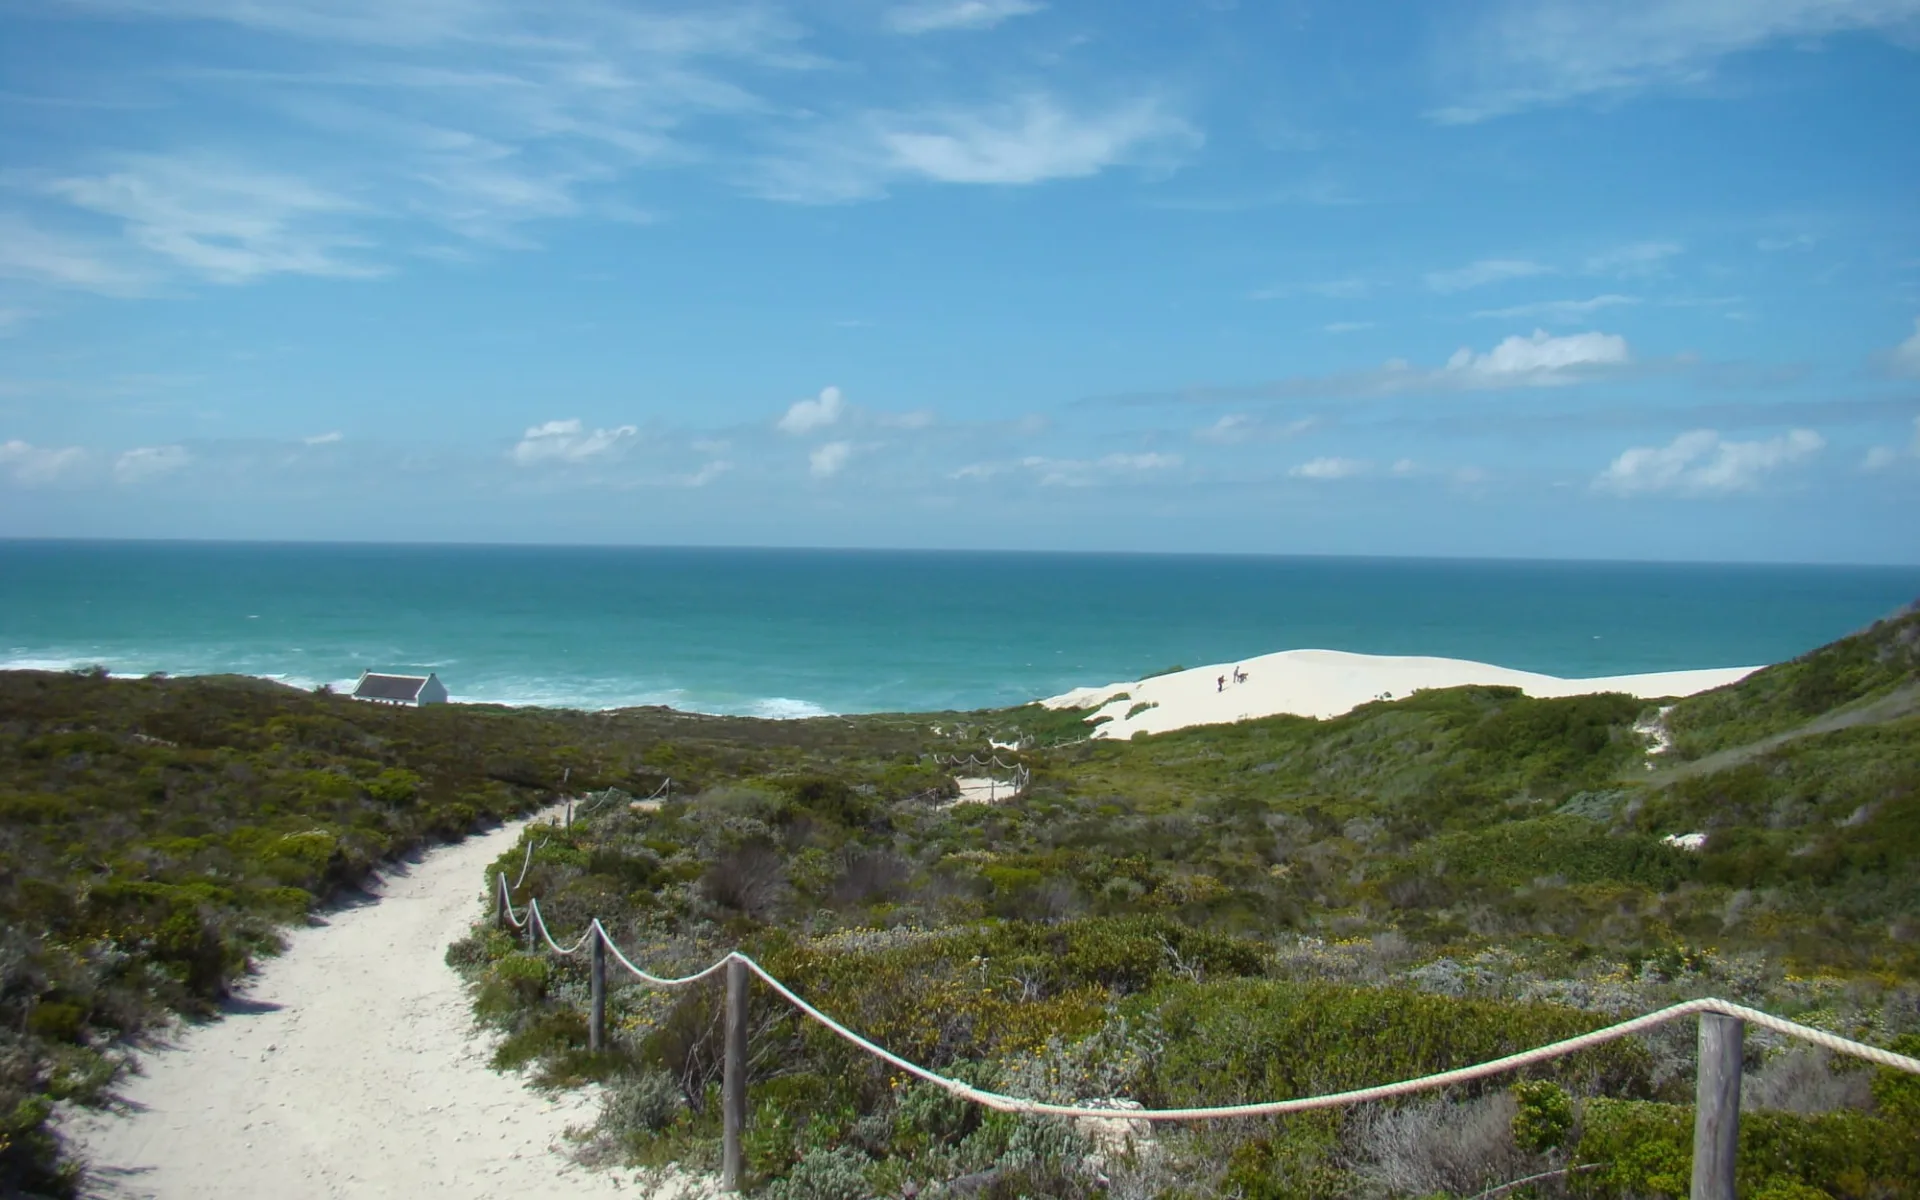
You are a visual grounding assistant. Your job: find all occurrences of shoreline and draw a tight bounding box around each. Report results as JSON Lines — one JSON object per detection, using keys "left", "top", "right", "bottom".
{"left": 1043, "top": 649, "right": 1764, "bottom": 740}
{"left": 4, "top": 646, "right": 1765, "bottom": 730}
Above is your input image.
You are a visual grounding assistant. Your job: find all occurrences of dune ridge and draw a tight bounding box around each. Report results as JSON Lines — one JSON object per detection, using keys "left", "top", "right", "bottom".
{"left": 1042, "top": 648, "right": 1762, "bottom": 739}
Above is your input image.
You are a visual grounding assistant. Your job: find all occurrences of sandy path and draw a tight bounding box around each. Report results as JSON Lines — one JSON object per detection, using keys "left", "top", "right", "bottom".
{"left": 70, "top": 813, "right": 646, "bottom": 1200}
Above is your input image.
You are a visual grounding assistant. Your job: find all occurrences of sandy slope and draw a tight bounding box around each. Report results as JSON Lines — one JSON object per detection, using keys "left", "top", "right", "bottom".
{"left": 1043, "top": 648, "right": 1762, "bottom": 739}
{"left": 68, "top": 813, "right": 654, "bottom": 1200}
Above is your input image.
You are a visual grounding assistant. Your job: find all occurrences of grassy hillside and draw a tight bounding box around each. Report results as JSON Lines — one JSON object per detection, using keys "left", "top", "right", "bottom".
{"left": 3, "top": 606, "right": 1917, "bottom": 1197}
{"left": 0, "top": 669, "right": 958, "bottom": 1197}
{"left": 444, "top": 607, "right": 1920, "bottom": 1199}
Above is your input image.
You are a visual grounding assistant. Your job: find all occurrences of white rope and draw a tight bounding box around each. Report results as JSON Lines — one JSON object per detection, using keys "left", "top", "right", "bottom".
{"left": 510, "top": 837, "right": 546, "bottom": 889}
{"left": 732, "top": 978, "right": 1920, "bottom": 1121}
{"left": 495, "top": 882, "right": 1920, "bottom": 1120}
{"left": 527, "top": 898, "right": 595, "bottom": 956}
{"left": 497, "top": 874, "right": 527, "bottom": 928}
{"left": 592, "top": 920, "right": 732, "bottom": 987}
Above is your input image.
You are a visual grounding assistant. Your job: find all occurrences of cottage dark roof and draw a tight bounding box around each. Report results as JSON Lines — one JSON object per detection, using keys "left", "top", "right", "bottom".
{"left": 353, "top": 673, "right": 430, "bottom": 701}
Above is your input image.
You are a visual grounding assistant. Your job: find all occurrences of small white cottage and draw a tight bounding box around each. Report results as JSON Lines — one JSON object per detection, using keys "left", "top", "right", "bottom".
{"left": 350, "top": 671, "right": 449, "bottom": 707}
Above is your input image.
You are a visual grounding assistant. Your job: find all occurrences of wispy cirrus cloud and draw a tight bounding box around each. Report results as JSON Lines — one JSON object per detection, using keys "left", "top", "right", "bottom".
{"left": 1472, "top": 294, "right": 1639, "bottom": 322}
{"left": 755, "top": 94, "right": 1199, "bottom": 202}
{"left": 1193, "top": 414, "right": 1317, "bottom": 444}
{"left": 114, "top": 443, "right": 190, "bottom": 483}
{"left": 953, "top": 450, "right": 1181, "bottom": 487}
{"left": 1289, "top": 456, "right": 1369, "bottom": 480}
{"left": 1249, "top": 277, "right": 1370, "bottom": 302}
{"left": 18, "top": 1, "right": 806, "bottom": 285}
{"left": 1432, "top": 0, "right": 1920, "bottom": 123}
{"left": 1425, "top": 258, "right": 1550, "bottom": 293}
{"left": 1585, "top": 240, "right": 1683, "bottom": 278}
{"left": 19, "top": 155, "right": 385, "bottom": 285}
{"left": 884, "top": 0, "right": 1043, "bottom": 35}
{"left": 0, "top": 212, "right": 153, "bottom": 296}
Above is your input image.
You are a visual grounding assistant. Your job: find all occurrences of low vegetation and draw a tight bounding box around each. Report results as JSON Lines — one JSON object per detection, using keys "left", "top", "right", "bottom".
{"left": 3, "top": 602, "right": 1917, "bottom": 1197}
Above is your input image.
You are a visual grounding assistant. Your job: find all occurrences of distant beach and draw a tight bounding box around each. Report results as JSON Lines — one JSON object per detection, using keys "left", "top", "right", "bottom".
{"left": 3, "top": 540, "right": 1916, "bottom": 718}
{"left": 1044, "top": 649, "right": 1762, "bottom": 739}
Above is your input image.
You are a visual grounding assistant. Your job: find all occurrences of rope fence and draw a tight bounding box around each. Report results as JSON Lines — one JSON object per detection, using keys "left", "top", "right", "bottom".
{"left": 491, "top": 846, "right": 1920, "bottom": 1196}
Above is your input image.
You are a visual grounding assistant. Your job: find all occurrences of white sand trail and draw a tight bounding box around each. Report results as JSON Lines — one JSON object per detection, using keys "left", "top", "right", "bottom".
{"left": 69, "top": 813, "right": 655, "bottom": 1200}
{"left": 1044, "top": 648, "right": 1762, "bottom": 740}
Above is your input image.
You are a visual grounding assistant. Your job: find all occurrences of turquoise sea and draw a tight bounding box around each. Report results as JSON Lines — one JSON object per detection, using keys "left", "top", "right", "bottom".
{"left": 2, "top": 541, "right": 1916, "bottom": 717}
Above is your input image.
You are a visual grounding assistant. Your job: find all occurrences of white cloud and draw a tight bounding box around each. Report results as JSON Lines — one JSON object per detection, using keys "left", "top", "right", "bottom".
{"left": 1445, "top": 328, "right": 1630, "bottom": 379}
{"left": 1323, "top": 321, "right": 1375, "bottom": 334}
{"left": 304, "top": 431, "right": 344, "bottom": 445}
{"left": 761, "top": 95, "right": 1198, "bottom": 202}
{"left": 1249, "top": 277, "right": 1370, "bottom": 301}
{"left": 1391, "top": 458, "right": 1419, "bottom": 476}
{"left": 31, "top": 156, "right": 385, "bottom": 285}
{"left": 1862, "top": 446, "right": 1902, "bottom": 472}
{"left": 1290, "top": 456, "right": 1370, "bottom": 480}
{"left": 960, "top": 451, "right": 1181, "bottom": 487}
{"left": 809, "top": 440, "right": 853, "bottom": 478}
{"left": 1193, "top": 414, "right": 1317, "bottom": 444}
{"left": 1595, "top": 428, "right": 1824, "bottom": 495}
{"left": 1585, "top": 241, "right": 1683, "bottom": 277}
{"left": 510, "top": 418, "right": 638, "bottom": 465}
{"left": 1860, "top": 415, "right": 1920, "bottom": 470}
{"left": 1100, "top": 452, "right": 1180, "bottom": 470}
{"left": 0, "top": 439, "right": 88, "bottom": 485}
{"left": 1472, "top": 294, "right": 1640, "bottom": 322}
{"left": 16, "top": 1, "right": 807, "bottom": 273}
{"left": 1757, "top": 233, "right": 1817, "bottom": 252}
{"left": 1432, "top": 0, "right": 1920, "bottom": 123}
{"left": 879, "top": 95, "right": 1196, "bottom": 187}
{"left": 877, "top": 409, "right": 936, "bottom": 429}
{"left": 779, "top": 386, "right": 845, "bottom": 434}
{"left": 679, "top": 460, "right": 732, "bottom": 487}
{"left": 1425, "top": 259, "right": 1550, "bottom": 293}
{"left": 0, "top": 213, "right": 152, "bottom": 296}
{"left": 1888, "top": 317, "right": 1920, "bottom": 378}
{"left": 885, "top": 0, "right": 1043, "bottom": 34}
{"left": 114, "top": 444, "right": 190, "bottom": 483}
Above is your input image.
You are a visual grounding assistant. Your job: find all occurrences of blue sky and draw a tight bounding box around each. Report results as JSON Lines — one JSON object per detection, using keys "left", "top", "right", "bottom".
{"left": 2, "top": 0, "right": 1918, "bottom": 563}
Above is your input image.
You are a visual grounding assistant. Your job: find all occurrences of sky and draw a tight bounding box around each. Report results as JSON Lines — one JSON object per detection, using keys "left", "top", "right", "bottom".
{"left": 1, "top": 0, "right": 1918, "bottom": 564}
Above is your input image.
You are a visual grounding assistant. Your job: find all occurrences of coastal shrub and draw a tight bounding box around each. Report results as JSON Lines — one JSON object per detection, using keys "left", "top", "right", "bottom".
{"left": 1137, "top": 979, "right": 1652, "bottom": 1109}
{"left": 1572, "top": 1099, "right": 1920, "bottom": 1198}
{"left": 1346, "top": 1092, "right": 1532, "bottom": 1198}
{"left": 1511, "top": 1078, "right": 1575, "bottom": 1151}
{"left": 601, "top": 1068, "right": 685, "bottom": 1137}
{"left": 760, "top": 1145, "right": 872, "bottom": 1200}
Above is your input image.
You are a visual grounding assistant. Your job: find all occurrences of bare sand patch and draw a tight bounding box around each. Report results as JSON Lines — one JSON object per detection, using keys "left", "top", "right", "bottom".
{"left": 1044, "top": 649, "right": 1762, "bottom": 740}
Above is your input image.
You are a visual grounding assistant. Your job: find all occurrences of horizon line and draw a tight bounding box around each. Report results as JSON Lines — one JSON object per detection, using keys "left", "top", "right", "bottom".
{"left": 1, "top": 534, "right": 1917, "bottom": 572}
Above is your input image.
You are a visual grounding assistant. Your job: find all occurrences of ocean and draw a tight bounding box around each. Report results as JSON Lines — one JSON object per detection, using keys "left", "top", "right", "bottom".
{"left": 2, "top": 541, "right": 1916, "bottom": 717}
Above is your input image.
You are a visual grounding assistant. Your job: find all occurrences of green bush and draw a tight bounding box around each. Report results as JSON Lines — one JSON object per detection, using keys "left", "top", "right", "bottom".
{"left": 1574, "top": 1098, "right": 1920, "bottom": 1198}
{"left": 1512, "top": 1079, "right": 1574, "bottom": 1152}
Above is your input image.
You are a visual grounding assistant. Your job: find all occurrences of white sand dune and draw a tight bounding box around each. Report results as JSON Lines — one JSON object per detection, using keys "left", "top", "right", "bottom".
{"left": 68, "top": 812, "right": 683, "bottom": 1200}
{"left": 1043, "top": 648, "right": 1762, "bottom": 740}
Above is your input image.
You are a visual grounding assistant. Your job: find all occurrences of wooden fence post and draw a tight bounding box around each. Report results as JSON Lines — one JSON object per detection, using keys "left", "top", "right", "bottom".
{"left": 493, "top": 874, "right": 506, "bottom": 930}
{"left": 589, "top": 923, "right": 606, "bottom": 1053}
{"left": 723, "top": 956, "right": 749, "bottom": 1192}
{"left": 1691, "top": 1013, "right": 1743, "bottom": 1200}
